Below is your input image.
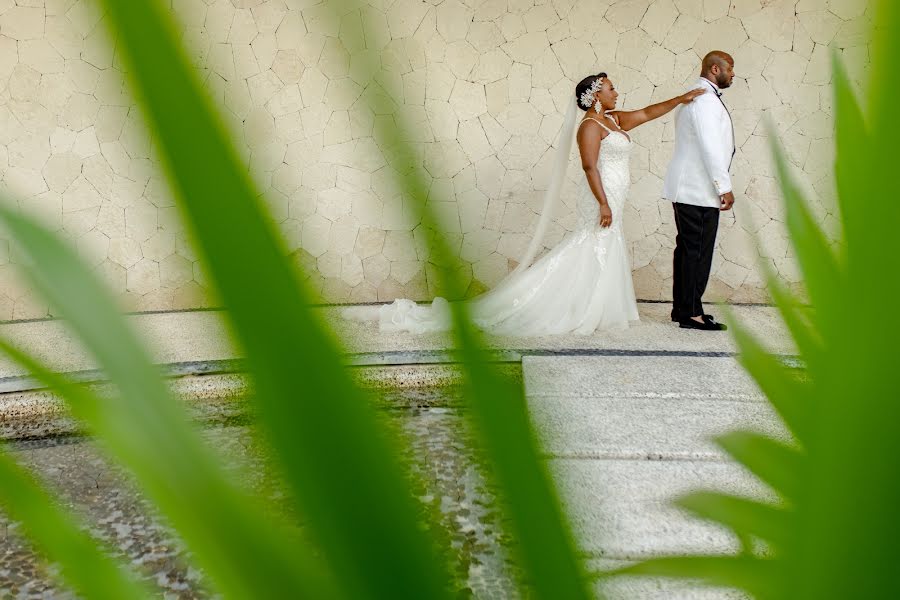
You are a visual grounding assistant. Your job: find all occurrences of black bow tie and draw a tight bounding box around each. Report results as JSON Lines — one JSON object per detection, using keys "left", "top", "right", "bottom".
{"left": 704, "top": 80, "right": 722, "bottom": 97}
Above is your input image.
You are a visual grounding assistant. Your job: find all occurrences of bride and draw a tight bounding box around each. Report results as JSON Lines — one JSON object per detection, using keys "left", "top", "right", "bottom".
{"left": 344, "top": 73, "right": 704, "bottom": 336}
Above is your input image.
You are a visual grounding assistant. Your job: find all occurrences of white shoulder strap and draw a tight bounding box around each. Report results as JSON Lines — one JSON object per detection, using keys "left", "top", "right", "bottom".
{"left": 579, "top": 116, "right": 613, "bottom": 134}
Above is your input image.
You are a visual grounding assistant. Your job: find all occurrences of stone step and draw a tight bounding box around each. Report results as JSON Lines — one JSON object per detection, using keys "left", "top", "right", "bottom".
{"left": 551, "top": 458, "right": 774, "bottom": 560}
{"left": 529, "top": 395, "right": 787, "bottom": 460}
{"left": 524, "top": 355, "right": 787, "bottom": 459}
{"left": 524, "top": 355, "right": 766, "bottom": 400}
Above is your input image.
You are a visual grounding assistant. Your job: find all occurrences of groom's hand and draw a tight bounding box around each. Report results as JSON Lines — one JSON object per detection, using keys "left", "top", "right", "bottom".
{"left": 720, "top": 192, "right": 735, "bottom": 211}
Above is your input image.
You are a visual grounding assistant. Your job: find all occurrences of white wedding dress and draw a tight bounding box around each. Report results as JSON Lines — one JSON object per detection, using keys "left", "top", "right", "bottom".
{"left": 343, "top": 111, "right": 639, "bottom": 336}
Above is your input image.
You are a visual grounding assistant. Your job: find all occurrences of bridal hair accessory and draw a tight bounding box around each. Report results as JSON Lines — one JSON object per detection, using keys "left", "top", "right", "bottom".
{"left": 579, "top": 75, "right": 605, "bottom": 110}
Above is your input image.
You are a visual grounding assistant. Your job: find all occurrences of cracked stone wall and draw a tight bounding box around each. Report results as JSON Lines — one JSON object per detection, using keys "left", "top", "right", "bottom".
{"left": 0, "top": 0, "right": 873, "bottom": 319}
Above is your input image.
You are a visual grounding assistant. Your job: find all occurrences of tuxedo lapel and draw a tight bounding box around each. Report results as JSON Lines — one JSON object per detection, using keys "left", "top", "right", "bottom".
{"left": 702, "top": 79, "right": 736, "bottom": 168}
{"left": 720, "top": 96, "right": 736, "bottom": 169}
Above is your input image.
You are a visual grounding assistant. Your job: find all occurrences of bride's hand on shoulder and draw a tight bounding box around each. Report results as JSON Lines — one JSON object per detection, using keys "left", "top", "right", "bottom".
{"left": 680, "top": 88, "right": 706, "bottom": 104}
{"left": 599, "top": 204, "right": 613, "bottom": 228}
{"left": 617, "top": 87, "right": 706, "bottom": 130}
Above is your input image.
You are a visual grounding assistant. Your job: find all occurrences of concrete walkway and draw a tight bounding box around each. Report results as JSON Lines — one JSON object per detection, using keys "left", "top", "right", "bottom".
{"left": 0, "top": 302, "right": 792, "bottom": 598}
{"left": 527, "top": 354, "right": 783, "bottom": 598}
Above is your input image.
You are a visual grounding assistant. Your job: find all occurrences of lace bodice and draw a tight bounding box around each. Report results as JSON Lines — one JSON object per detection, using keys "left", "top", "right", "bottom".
{"left": 576, "top": 120, "right": 632, "bottom": 231}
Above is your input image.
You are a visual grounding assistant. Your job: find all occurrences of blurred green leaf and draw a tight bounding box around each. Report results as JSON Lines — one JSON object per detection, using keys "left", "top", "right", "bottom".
{"left": 766, "top": 126, "right": 844, "bottom": 338}
{"left": 308, "top": 8, "right": 594, "bottom": 599}
{"left": 728, "top": 317, "right": 810, "bottom": 444}
{"left": 617, "top": 10, "right": 900, "bottom": 597}
{"left": 0, "top": 206, "right": 332, "bottom": 599}
{"left": 830, "top": 52, "right": 869, "bottom": 267}
{"left": 676, "top": 491, "right": 791, "bottom": 549}
{"left": 868, "top": 2, "right": 900, "bottom": 292}
{"left": 0, "top": 450, "right": 151, "bottom": 600}
{"left": 612, "top": 555, "right": 780, "bottom": 598}
{"left": 758, "top": 260, "right": 821, "bottom": 369}
{"left": 361, "top": 60, "right": 595, "bottom": 600}
{"left": 787, "top": 4, "right": 900, "bottom": 598}
{"left": 715, "top": 431, "right": 802, "bottom": 502}
{"left": 450, "top": 318, "right": 593, "bottom": 599}
{"left": 95, "top": 1, "right": 453, "bottom": 598}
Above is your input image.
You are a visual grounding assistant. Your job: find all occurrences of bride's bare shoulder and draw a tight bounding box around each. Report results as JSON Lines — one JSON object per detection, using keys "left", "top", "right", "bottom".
{"left": 577, "top": 116, "right": 608, "bottom": 138}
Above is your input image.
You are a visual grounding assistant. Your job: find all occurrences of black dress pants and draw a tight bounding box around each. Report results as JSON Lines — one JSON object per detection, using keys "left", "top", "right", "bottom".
{"left": 672, "top": 202, "right": 719, "bottom": 321}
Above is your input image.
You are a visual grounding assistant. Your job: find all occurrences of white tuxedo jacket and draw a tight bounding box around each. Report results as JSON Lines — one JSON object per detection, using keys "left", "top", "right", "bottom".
{"left": 662, "top": 78, "right": 735, "bottom": 209}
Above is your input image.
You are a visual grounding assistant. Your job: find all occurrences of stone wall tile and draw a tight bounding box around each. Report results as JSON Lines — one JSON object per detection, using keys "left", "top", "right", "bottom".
{"left": 96, "top": 203, "right": 125, "bottom": 238}
{"left": 460, "top": 227, "right": 500, "bottom": 261}
{"left": 160, "top": 253, "right": 193, "bottom": 289}
{"left": 523, "top": 4, "right": 559, "bottom": 33}
{"left": 9, "top": 63, "right": 41, "bottom": 101}
{"left": 0, "top": 6, "right": 44, "bottom": 40}
{"left": 90, "top": 108, "right": 125, "bottom": 145}
{"left": 741, "top": 0, "right": 794, "bottom": 52}
{"left": 640, "top": 0, "right": 679, "bottom": 44}
{"left": 472, "top": 49, "right": 513, "bottom": 84}
{"left": 828, "top": 0, "right": 868, "bottom": 21}
{"left": 363, "top": 253, "right": 390, "bottom": 285}
{"left": 568, "top": 2, "right": 612, "bottom": 39}
{"left": 437, "top": 0, "right": 473, "bottom": 41}
{"left": 643, "top": 44, "right": 676, "bottom": 85}
{"left": 126, "top": 258, "right": 160, "bottom": 295}
{"left": 728, "top": 1, "right": 764, "bottom": 20}
{"left": 662, "top": 13, "right": 703, "bottom": 53}
{"left": 607, "top": 0, "right": 652, "bottom": 33}
{"left": 388, "top": 0, "right": 430, "bottom": 39}
{"left": 798, "top": 10, "right": 843, "bottom": 45}
{"left": 42, "top": 151, "right": 81, "bottom": 193}
{"left": 20, "top": 39, "right": 65, "bottom": 74}
{"left": 0, "top": 0, "right": 872, "bottom": 311}
{"left": 380, "top": 193, "right": 415, "bottom": 233}
{"left": 472, "top": 251, "right": 509, "bottom": 286}
{"left": 694, "top": 16, "right": 747, "bottom": 57}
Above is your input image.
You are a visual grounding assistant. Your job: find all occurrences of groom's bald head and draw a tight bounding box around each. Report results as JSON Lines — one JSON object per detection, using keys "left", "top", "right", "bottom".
{"left": 701, "top": 51, "right": 735, "bottom": 89}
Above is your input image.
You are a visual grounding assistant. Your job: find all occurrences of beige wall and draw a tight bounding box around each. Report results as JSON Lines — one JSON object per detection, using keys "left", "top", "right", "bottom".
{"left": 0, "top": 0, "right": 873, "bottom": 319}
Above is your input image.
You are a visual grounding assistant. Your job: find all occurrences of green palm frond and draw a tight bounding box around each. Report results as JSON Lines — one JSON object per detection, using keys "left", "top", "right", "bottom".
{"left": 615, "top": 555, "right": 783, "bottom": 598}
{"left": 729, "top": 320, "right": 811, "bottom": 444}
{"left": 0, "top": 205, "right": 336, "bottom": 599}
{"left": 0, "top": 450, "right": 152, "bottom": 600}
{"left": 675, "top": 492, "right": 792, "bottom": 550}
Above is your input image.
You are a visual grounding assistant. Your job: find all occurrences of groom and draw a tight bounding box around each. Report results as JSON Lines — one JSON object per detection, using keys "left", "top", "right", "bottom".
{"left": 663, "top": 51, "right": 736, "bottom": 331}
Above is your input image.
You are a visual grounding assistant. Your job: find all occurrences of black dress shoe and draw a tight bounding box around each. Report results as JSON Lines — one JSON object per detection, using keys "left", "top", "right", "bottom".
{"left": 702, "top": 314, "right": 727, "bottom": 330}
{"left": 679, "top": 317, "right": 727, "bottom": 331}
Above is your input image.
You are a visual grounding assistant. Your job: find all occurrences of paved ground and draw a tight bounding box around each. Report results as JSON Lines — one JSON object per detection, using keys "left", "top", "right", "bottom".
{"left": 527, "top": 354, "right": 783, "bottom": 599}
{"left": 0, "top": 302, "right": 793, "bottom": 598}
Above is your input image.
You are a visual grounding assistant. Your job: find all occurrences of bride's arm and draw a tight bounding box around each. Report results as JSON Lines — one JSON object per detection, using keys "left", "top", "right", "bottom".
{"left": 614, "top": 88, "right": 706, "bottom": 131}
{"left": 577, "top": 122, "right": 614, "bottom": 227}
